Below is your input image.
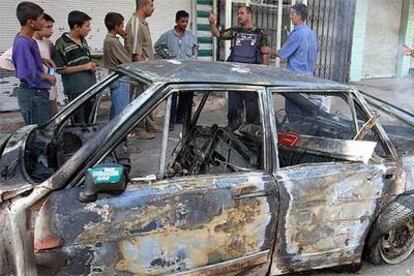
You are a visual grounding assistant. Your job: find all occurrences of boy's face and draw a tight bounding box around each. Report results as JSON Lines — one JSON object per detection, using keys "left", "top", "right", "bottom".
{"left": 290, "top": 9, "right": 302, "bottom": 26}
{"left": 115, "top": 21, "right": 125, "bottom": 36}
{"left": 28, "top": 14, "right": 45, "bottom": 32}
{"left": 38, "top": 21, "right": 54, "bottom": 38}
{"left": 237, "top": 7, "right": 251, "bottom": 27}
{"left": 176, "top": 17, "right": 188, "bottom": 31}
{"left": 144, "top": 1, "right": 155, "bottom": 17}
{"left": 75, "top": 20, "right": 92, "bottom": 38}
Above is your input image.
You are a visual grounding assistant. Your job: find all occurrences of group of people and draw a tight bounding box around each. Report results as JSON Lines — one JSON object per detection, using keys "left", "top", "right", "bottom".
{"left": 2, "top": 0, "right": 321, "bottom": 137}
{"left": 209, "top": 3, "right": 328, "bottom": 123}
{"left": 2, "top": 0, "right": 198, "bottom": 139}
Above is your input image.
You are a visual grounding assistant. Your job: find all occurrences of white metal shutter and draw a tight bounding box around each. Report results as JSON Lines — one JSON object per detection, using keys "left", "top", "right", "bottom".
{"left": 0, "top": 0, "right": 192, "bottom": 111}
{"left": 0, "top": 0, "right": 192, "bottom": 54}
{"left": 362, "top": 0, "right": 403, "bottom": 79}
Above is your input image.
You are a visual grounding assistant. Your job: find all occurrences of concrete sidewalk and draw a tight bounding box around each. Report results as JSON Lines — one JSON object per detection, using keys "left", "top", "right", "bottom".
{"left": 350, "top": 76, "right": 414, "bottom": 113}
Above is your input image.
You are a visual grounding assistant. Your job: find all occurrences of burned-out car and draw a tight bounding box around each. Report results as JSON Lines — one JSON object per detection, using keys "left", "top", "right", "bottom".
{"left": 1, "top": 61, "right": 414, "bottom": 275}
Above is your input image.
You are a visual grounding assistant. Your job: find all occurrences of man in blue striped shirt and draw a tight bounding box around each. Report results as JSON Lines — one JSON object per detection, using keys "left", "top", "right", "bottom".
{"left": 154, "top": 10, "right": 198, "bottom": 60}
{"left": 273, "top": 4, "right": 330, "bottom": 114}
{"left": 155, "top": 10, "right": 198, "bottom": 127}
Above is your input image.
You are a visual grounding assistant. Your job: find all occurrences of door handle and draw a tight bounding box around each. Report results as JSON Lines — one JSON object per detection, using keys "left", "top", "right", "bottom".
{"left": 384, "top": 174, "right": 395, "bottom": 180}
{"left": 230, "top": 184, "right": 273, "bottom": 199}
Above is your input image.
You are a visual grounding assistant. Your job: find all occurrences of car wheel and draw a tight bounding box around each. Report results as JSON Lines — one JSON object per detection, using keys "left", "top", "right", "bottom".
{"left": 366, "top": 200, "right": 414, "bottom": 265}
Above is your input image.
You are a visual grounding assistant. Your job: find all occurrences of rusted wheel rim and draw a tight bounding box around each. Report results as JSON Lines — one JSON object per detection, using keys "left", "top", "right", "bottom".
{"left": 380, "top": 217, "right": 414, "bottom": 264}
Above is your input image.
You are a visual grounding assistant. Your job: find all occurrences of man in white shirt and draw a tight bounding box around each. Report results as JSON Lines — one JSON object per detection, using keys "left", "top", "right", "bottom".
{"left": 0, "top": 48, "right": 14, "bottom": 71}
{"left": 0, "top": 13, "right": 58, "bottom": 113}
{"left": 33, "top": 13, "right": 58, "bottom": 113}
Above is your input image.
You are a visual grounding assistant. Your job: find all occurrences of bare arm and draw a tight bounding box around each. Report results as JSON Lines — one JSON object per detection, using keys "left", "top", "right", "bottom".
{"left": 261, "top": 46, "right": 271, "bottom": 65}
{"left": 41, "top": 73, "right": 56, "bottom": 86}
{"left": 209, "top": 12, "right": 221, "bottom": 38}
{"left": 404, "top": 45, "right": 414, "bottom": 57}
{"left": 58, "top": 62, "right": 97, "bottom": 74}
{"left": 268, "top": 48, "right": 281, "bottom": 59}
{"left": 132, "top": 54, "right": 145, "bottom": 62}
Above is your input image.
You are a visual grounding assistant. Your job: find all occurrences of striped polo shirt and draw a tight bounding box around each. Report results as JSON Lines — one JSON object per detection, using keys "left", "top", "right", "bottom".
{"left": 53, "top": 33, "right": 96, "bottom": 95}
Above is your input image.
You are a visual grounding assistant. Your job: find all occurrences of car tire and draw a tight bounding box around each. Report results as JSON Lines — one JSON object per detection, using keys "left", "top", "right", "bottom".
{"left": 366, "top": 199, "right": 414, "bottom": 265}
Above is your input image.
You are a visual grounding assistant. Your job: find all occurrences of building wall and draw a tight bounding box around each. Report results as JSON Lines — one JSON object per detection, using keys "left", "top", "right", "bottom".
{"left": 397, "top": 0, "right": 414, "bottom": 77}
{"left": 0, "top": 0, "right": 193, "bottom": 54}
{"left": 0, "top": 0, "right": 193, "bottom": 111}
{"left": 361, "top": 0, "right": 403, "bottom": 79}
{"left": 350, "top": 0, "right": 414, "bottom": 81}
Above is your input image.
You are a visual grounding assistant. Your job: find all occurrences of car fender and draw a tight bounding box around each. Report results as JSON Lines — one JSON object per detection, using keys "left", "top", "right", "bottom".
{"left": 403, "top": 156, "right": 414, "bottom": 192}
{"left": 365, "top": 193, "right": 414, "bottom": 253}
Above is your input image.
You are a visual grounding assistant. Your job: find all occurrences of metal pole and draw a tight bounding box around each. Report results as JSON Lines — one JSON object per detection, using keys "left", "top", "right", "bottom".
{"left": 290, "top": 0, "right": 296, "bottom": 31}
{"left": 213, "top": 0, "right": 218, "bottom": 61}
{"left": 191, "top": 0, "right": 197, "bottom": 33}
{"left": 158, "top": 94, "right": 172, "bottom": 179}
{"left": 224, "top": 0, "right": 233, "bottom": 60}
{"left": 276, "top": 0, "right": 283, "bottom": 67}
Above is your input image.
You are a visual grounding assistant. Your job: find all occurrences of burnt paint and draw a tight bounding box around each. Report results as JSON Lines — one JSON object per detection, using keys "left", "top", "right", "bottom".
{"left": 35, "top": 172, "right": 277, "bottom": 275}
{"left": 271, "top": 162, "right": 404, "bottom": 274}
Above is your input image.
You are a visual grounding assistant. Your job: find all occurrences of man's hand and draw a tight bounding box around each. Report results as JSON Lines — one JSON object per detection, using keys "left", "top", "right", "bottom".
{"left": 44, "top": 74, "right": 56, "bottom": 86}
{"left": 84, "top": 62, "right": 98, "bottom": 72}
{"left": 133, "top": 54, "right": 145, "bottom": 62}
{"left": 404, "top": 45, "right": 413, "bottom": 57}
{"left": 43, "top": 58, "right": 56, "bottom": 68}
{"left": 208, "top": 11, "right": 217, "bottom": 26}
{"left": 208, "top": 11, "right": 221, "bottom": 38}
{"left": 119, "top": 29, "right": 128, "bottom": 40}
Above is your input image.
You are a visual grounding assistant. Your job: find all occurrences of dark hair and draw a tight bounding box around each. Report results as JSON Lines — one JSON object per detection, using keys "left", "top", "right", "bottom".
{"left": 43, "top": 13, "right": 55, "bottom": 23}
{"left": 175, "top": 10, "right": 189, "bottom": 22}
{"left": 292, "top": 3, "right": 308, "bottom": 21}
{"left": 68, "top": 10, "right": 92, "bottom": 29}
{"left": 105, "top": 12, "right": 124, "bottom": 31}
{"left": 16, "top": 1, "right": 44, "bottom": 26}
{"left": 136, "top": 0, "right": 151, "bottom": 9}
{"left": 237, "top": 5, "right": 253, "bottom": 15}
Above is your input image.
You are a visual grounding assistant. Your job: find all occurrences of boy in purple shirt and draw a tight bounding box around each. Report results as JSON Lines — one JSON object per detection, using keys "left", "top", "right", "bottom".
{"left": 12, "top": 2, "right": 56, "bottom": 125}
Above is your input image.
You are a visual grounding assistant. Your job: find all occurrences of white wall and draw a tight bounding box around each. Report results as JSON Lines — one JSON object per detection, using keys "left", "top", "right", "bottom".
{"left": 362, "top": 0, "right": 403, "bottom": 79}
{"left": 0, "top": 0, "right": 193, "bottom": 111}
{"left": 0, "top": 0, "right": 192, "bottom": 54}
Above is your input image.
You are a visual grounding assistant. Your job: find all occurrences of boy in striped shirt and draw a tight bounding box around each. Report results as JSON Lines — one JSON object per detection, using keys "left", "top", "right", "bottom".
{"left": 53, "top": 10, "right": 97, "bottom": 124}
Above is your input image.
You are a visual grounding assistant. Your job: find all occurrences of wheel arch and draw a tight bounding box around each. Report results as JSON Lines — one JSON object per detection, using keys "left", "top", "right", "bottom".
{"left": 364, "top": 193, "right": 414, "bottom": 264}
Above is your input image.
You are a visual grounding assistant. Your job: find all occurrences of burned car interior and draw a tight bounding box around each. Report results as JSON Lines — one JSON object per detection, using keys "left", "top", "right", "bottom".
{"left": 22, "top": 78, "right": 393, "bottom": 185}
{"left": 23, "top": 79, "right": 267, "bottom": 184}
{"left": 272, "top": 91, "right": 387, "bottom": 167}
{"left": 3, "top": 61, "right": 414, "bottom": 276}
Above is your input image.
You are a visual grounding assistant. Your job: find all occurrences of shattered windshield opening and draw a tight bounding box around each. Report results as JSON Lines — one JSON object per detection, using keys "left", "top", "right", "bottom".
{"left": 24, "top": 72, "right": 151, "bottom": 183}
{"left": 362, "top": 93, "right": 414, "bottom": 156}
{"left": 166, "top": 89, "right": 265, "bottom": 178}
{"left": 272, "top": 91, "right": 388, "bottom": 167}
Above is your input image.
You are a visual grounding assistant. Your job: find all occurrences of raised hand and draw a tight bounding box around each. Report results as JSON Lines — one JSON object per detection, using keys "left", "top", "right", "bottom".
{"left": 208, "top": 11, "right": 217, "bottom": 25}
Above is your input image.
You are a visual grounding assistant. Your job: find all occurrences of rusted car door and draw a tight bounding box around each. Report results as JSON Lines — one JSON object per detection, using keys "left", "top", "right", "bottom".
{"left": 35, "top": 172, "right": 278, "bottom": 275}
{"left": 267, "top": 89, "right": 403, "bottom": 274}
{"left": 270, "top": 161, "right": 401, "bottom": 274}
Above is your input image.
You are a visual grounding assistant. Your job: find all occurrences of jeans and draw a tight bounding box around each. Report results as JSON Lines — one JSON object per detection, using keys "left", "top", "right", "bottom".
{"left": 170, "top": 93, "right": 186, "bottom": 125}
{"left": 16, "top": 85, "right": 52, "bottom": 125}
{"left": 227, "top": 92, "right": 260, "bottom": 128}
{"left": 110, "top": 81, "right": 130, "bottom": 120}
{"left": 68, "top": 93, "right": 95, "bottom": 125}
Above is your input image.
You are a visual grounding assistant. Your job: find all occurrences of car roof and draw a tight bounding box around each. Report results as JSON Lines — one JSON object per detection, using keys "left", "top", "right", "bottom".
{"left": 116, "top": 60, "right": 350, "bottom": 90}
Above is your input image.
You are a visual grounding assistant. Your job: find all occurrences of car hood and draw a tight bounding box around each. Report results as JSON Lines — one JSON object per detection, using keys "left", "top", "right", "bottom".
{"left": 0, "top": 126, "right": 36, "bottom": 203}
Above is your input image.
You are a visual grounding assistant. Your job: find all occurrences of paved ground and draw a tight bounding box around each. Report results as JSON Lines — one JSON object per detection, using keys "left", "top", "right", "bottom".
{"left": 1, "top": 76, "right": 413, "bottom": 275}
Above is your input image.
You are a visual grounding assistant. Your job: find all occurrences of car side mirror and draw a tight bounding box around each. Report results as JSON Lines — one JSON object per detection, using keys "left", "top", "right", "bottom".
{"left": 79, "top": 164, "right": 127, "bottom": 203}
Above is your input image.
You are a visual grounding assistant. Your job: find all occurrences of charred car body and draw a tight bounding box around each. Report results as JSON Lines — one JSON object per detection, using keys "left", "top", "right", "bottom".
{"left": 1, "top": 61, "right": 414, "bottom": 275}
